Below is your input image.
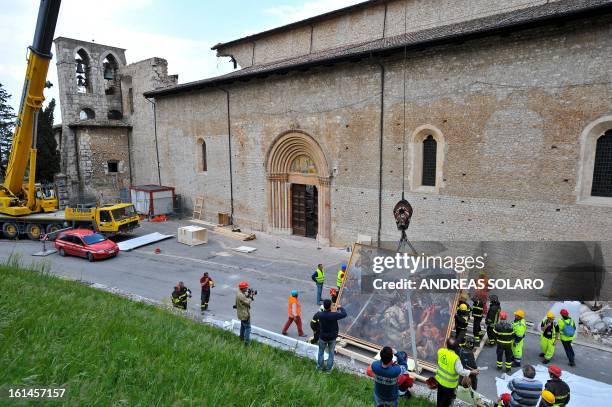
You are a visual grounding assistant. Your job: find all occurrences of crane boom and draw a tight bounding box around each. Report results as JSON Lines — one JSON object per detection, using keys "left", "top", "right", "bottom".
{"left": 0, "top": 0, "right": 61, "bottom": 216}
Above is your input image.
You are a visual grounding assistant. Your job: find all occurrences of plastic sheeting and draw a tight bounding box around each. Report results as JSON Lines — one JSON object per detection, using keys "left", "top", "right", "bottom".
{"left": 496, "top": 364, "right": 612, "bottom": 407}
{"left": 117, "top": 232, "right": 173, "bottom": 251}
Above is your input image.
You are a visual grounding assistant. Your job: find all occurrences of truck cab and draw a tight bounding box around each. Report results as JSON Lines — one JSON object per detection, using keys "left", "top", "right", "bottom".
{"left": 96, "top": 203, "right": 140, "bottom": 234}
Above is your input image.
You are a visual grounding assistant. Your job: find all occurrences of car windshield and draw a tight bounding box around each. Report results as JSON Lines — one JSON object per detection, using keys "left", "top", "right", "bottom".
{"left": 111, "top": 206, "right": 135, "bottom": 221}
{"left": 82, "top": 233, "right": 107, "bottom": 245}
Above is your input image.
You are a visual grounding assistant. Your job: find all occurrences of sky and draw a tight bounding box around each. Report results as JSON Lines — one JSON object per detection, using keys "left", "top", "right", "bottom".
{"left": 0, "top": 0, "right": 364, "bottom": 123}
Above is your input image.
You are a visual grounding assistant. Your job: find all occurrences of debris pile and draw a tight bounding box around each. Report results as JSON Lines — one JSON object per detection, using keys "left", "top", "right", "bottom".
{"left": 579, "top": 303, "right": 612, "bottom": 346}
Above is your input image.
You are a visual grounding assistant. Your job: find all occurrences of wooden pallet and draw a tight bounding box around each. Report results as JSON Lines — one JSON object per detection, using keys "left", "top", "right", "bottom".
{"left": 192, "top": 196, "right": 204, "bottom": 220}
{"left": 212, "top": 226, "right": 256, "bottom": 241}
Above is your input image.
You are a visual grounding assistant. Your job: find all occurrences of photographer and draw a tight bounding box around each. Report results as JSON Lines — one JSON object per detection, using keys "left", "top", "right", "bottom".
{"left": 235, "top": 281, "right": 256, "bottom": 345}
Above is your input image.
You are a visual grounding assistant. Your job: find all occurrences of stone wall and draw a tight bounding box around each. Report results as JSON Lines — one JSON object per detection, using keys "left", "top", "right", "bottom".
{"left": 156, "top": 14, "right": 612, "bottom": 245}
{"left": 54, "top": 37, "right": 177, "bottom": 204}
{"left": 216, "top": 0, "right": 561, "bottom": 68}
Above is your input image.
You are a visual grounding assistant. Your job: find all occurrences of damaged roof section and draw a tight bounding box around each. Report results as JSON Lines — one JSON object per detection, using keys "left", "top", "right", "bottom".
{"left": 145, "top": 0, "right": 612, "bottom": 98}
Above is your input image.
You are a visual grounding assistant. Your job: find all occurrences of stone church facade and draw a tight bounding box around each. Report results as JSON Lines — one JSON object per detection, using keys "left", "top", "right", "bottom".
{"left": 57, "top": 0, "right": 612, "bottom": 245}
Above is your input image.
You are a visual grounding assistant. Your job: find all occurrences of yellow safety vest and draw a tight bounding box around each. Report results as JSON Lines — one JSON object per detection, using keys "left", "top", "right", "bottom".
{"left": 558, "top": 318, "right": 576, "bottom": 342}
{"left": 315, "top": 268, "right": 325, "bottom": 284}
{"left": 337, "top": 270, "right": 344, "bottom": 287}
{"left": 513, "top": 319, "right": 526, "bottom": 340}
{"left": 435, "top": 348, "right": 460, "bottom": 389}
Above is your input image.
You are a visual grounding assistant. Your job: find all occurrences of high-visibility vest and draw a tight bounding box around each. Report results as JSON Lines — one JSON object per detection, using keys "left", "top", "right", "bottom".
{"left": 434, "top": 348, "right": 460, "bottom": 389}
{"left": 288, "top": 296, "right": 301, "bottom": 317}
{"left": 337, "top": 270, "right": 344, "bottom": 287}
{"left": 315, "top": 268, "right": 325, "bottom": 284}
{"left": 513, "top": 319, "right": 526, "bottom": 340}
{"left": 558, "top": 318, "right": 576, "bottom": 341}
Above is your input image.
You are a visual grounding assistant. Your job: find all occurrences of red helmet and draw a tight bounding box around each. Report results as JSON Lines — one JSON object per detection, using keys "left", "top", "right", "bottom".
{"left": 548, "top": 365, "right": 562, "bottom": 378}
{"left": 560, "top": 309, "right": 569, "bottom": 317}
{"left": 499, "top": 311, "right": 508, "bottom": 320}
{"left": 501, "top": 393, "right": 511, "bottom": 405}
{"left": 238, "top": 281, "right": 249, "bottom": 289}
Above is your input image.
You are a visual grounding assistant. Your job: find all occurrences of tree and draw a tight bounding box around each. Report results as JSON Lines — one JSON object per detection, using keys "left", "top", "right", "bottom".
{"left": 35, "top": 98, "right": 60, "bottom": 183}
{"left": 0, "top": 82, "right": 16, "bottom": 179}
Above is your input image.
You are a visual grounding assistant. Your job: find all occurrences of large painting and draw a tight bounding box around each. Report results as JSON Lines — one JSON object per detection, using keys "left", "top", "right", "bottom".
{"left": 337, "top": 243, "right": 458, "bottom": 369}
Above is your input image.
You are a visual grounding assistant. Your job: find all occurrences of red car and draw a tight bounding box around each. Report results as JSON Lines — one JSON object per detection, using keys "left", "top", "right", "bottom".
{"left": 55, "top": 229, "right": 119, "bottom": 261}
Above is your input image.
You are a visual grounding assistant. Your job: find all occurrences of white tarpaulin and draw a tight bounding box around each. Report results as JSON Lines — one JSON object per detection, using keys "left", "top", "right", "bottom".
{"left": 117, "top": 233, "right": 173, "bottom": 251}
{"left": 496, "top": 364, "right": 612, "bottom": 407}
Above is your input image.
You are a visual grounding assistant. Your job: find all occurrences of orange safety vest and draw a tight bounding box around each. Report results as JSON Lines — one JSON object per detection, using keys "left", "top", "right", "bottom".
{"left": 288, "top": 296, "right": 301, "bottom": 317}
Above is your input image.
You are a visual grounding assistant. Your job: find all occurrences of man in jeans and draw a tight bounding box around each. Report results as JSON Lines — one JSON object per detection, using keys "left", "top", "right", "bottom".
{"left": 315, "top": 299, "right": 347, "bottom": 372}
{"left": 235, "top": 281, "right": 252, "bottom": 345}
{"left": 311, "top": 264, "right": 325, "bottom": 305}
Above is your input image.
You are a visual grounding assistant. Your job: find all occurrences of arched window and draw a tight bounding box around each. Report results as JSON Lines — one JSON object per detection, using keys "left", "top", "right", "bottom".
{"left": 102, "top": 54, "right": 119, "bottom": 95}
{"left": 75, "top": 49, "right": 91, "bottom": 93}
{"left": 422, "top": 135, "right": 437, "bottom": 186}
{"left": 591, "top": 130, "right": 612, "bottom": 197}
{"left": 79, "top": 108, "right": 95, "bottom": 120}
{"left": 410, "top": 125, "right": 445, "bottom": 192}
{"left": 197, "top": 138, "right": 207, "bottom": 172}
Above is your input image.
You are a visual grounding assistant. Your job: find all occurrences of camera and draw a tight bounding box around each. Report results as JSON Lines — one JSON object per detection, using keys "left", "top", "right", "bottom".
{"left": 246, "top": 288, "right": 258, "bottom": 300}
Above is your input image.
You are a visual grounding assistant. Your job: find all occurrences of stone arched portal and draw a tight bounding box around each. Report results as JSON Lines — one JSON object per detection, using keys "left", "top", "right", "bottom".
{"left": 266, "top": 131, "right": 331, "bottom": 245}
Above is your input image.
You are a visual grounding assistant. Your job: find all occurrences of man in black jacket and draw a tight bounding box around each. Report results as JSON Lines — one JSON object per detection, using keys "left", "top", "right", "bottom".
{"left": 315, "top": 299, "right": 347, "bottom": 372}
{"left": 486, "top": 295, "right": 501, "bottom": 345}
{"left": 544, "top": 365, "right": 570, "bottom": 407}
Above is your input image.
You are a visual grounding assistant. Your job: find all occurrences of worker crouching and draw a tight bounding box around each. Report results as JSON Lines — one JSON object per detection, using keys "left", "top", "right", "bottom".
{"left": 282, "top": 290, "right": 307, "bottom": 337}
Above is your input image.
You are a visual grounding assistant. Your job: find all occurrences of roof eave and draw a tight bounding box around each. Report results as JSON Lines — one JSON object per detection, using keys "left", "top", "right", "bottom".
{"left": 145, "top": 3, "right": 612, "bottom": 98}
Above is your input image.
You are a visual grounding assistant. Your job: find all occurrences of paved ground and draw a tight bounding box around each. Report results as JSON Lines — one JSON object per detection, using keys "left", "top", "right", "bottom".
{"left": 1, "top": 219, "right": 610, "bottom": 401}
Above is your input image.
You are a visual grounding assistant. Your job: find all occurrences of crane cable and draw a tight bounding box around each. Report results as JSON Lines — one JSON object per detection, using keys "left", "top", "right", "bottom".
{"left": 401, "top": 0, "right": 408, "bottom": 200}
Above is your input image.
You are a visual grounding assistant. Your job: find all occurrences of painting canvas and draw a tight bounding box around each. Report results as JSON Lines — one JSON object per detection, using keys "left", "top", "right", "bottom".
{"left": 337, "top": 243, "right": 458, "bottom": 368}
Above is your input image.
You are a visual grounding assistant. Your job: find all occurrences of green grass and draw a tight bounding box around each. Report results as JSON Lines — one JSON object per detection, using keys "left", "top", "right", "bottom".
{"left": 0, "top": 264, "right": 434, "bottom": 406}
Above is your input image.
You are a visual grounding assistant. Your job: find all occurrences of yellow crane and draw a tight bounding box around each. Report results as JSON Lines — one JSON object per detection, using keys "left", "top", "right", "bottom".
{"left": 0, "top": 0, "right": 60, "bottom": 217}
{"left": 0, "top": 0, "right": 140, "bottom": 240}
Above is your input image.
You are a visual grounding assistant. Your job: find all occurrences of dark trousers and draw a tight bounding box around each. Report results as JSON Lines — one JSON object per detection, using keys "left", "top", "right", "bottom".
{"left": 561, "top": 340, "right": 575, "bottom": 364}
{"left": 201, "top": 289, "right": 210, "bottom": 311}
{"left": 496, "top": 344, "right": 513, "bottom": 369}
{"left": 473, "top": 316, "right": 483, "bottom": 339}
{"left": 239, "top": 319, "right": 251, "bottom": 345}
{"left": 174, "top": 301, "right": 187, "bottom": 310}
{"left": 310, "top": 329, "right": 320, "bottom": 344}
{"left": 486, "top": 324, "right": 496, "bottom": 344}
{"left": 436, "top": 385, "right": 456, "bottom": 407}
{"left": 455, "top": 327, "right": 467, "bottom": 343}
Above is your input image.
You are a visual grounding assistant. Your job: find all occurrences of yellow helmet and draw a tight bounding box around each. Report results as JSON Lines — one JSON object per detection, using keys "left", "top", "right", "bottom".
{"left": 514, "top": 310, "right": 525, "bottom": 318}
{"left": 459, "top": 303, "right": 468, "bottom": 311}
{"left": 546, "top": 311, "right": 555, "bottom": 319}
{"left": 541, "top": 390, "right": 556, "bottom": 404}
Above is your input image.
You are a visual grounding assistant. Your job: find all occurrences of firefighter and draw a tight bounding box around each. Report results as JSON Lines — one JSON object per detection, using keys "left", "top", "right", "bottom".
{"left": 544, "top": 365, "right": 570, "bottom": 407}
{"left": 471, "top": 295, "right": 485, "bottom": 342}
{"left": 494, "top": 311, "right": 514, "bottom": 372}
{"left": 199, "top": 272, "right": 214, "bottom": 312}
{"left": 558, "top": 309, "right": 577, "bottom": 366}
{"left": 457, "top": 292, "right": 471, "bottom": 315}
{"left": 310, "top": 305, "right": 324, "bottom": 344}
{"left": 171, "top": 281, "right": 191, "bottom": 310}
{"left": 337, "top": 263, "right": 347, "bottom": 291}
{"left": 540, "top": 311, "right": 559, "bottom": 364}
{"left": 486, "top": 294, "right": 501, "bottom": 345}
{"left": 454, "top": 303, "right": 470, "bottom": 343}
{"left": 458, "top": 336, "right": 478, "bottom": 391}
{"left": 512, "top": 309, "right": 526, "bottom": 367}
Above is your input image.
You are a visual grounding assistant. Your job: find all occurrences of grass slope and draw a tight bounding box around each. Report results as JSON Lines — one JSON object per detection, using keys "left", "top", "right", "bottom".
{"left": 0, "top": 265, "right": 433, "bottom": 406}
